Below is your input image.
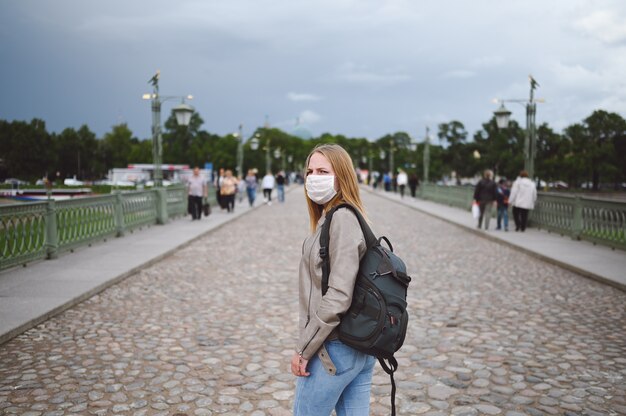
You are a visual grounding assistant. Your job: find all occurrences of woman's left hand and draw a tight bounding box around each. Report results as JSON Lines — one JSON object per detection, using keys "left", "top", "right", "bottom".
{"left": 291, "top": 352, "right": 310, "bottom": 377}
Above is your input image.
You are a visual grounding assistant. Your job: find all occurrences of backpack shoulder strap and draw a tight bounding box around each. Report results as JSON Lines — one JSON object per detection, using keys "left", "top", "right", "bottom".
{"left": 319, "top": 203, "right": 376, "bottom": 295}
{"left": 379, "top": 357, "right": 399, "bottom": 416}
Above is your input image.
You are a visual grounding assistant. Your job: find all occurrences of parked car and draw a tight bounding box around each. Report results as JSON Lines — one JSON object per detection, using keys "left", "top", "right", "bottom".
{"left": 548, "top": 181, "right": 569, "bottom": 189}
{"left": 64, "top": 178, "right": 85, "bottom": 186}
{"left": 3, "top": 178, "right": 29, "bottom": 185}
{"left": 144, "top": 180, "right": 172, "bottom": 187}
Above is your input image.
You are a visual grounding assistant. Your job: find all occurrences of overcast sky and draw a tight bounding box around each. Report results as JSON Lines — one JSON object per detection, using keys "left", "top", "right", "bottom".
{"left": 1, "top": 0, "right": 625, "bottom": 143}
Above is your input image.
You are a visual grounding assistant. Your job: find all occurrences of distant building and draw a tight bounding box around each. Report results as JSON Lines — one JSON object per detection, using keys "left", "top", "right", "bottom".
{"left": 292, "top": 117, "right": 313, "bottom": 140}
{"left": 107, "top": 164, "right": 209, "bottom": 186}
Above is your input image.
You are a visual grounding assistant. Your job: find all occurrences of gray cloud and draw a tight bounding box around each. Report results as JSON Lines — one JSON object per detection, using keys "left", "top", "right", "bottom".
{"left": 0, "top": 0, "right": 625, "bottom": 142}
{"left": 287, "top": 93, "right": 322, "bottom": 102}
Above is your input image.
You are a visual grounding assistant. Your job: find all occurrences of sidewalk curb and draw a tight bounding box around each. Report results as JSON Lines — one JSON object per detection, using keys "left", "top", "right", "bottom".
{"left": 0, "top": 203, "right": 261, "bottom": 346}
{"left": 363, "top": 187, "right": 626, "bottom": 292}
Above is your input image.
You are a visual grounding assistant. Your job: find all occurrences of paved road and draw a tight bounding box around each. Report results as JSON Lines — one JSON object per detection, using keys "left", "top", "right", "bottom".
{"left": 1, "top": 189, "right": 625, "bottom": 416}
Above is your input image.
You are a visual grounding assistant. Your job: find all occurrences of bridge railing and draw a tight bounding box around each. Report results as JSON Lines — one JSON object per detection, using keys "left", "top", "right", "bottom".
{"left": 0, "top": 185, "right": 189, "bottom": 271}
{"left": 416, "top": 184, "right": 625, "bottom": 250}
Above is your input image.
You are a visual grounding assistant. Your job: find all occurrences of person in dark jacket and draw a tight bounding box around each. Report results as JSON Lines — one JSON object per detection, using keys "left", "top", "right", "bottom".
{"left": 473, "top": 169, "right": 497, "bottom": 230}
{"left": 408, "top": 173, "right": 419, "bottom": 198}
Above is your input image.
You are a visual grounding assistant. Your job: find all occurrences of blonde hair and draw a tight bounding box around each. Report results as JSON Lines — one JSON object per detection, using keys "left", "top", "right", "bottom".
{"left": 304, "top": 144, "right": 367, "bottom": 232}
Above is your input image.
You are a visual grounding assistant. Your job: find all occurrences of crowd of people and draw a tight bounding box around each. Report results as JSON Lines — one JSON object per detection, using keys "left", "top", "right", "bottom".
{"left": 473, "top": 169, "right": 537, "bottom": 232}
{"left": 185, "top": 167, "right": 297, "bottom": 219}
{"left": 186, "top": 163, "right": 538, "bottom": 233}
{"left": 359, "top": 168, "right": 421, "bottom": 198}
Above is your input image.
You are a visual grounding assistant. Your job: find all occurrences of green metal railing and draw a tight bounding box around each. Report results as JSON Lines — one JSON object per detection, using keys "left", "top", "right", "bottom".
{"left": 533, "top": 194, "right": 626, "bottom": 250}
{"left": 418, "top": 183, "right": 475, "bottom": 209}
{"left": 0, "top": 185, "right": 189, "bottom": 270}
{"left": 416, "top": 185, "right": 626, "bottom": 250}
{"left": 0, "top": 202, "right": 47, "bottom": 269}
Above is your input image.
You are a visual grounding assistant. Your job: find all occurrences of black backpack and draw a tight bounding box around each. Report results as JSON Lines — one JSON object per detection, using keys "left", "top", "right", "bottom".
{"left": 320, "top": 203, "right": 411, "bottom": 416}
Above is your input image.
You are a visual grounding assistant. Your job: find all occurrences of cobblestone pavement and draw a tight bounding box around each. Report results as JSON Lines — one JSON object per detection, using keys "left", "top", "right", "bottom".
{"left": 1, "top": 189, "right": 625, "bottom": 416}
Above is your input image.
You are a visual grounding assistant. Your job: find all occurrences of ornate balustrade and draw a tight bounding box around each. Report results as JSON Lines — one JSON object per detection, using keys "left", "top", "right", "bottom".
{"left": 533, "top": 194, "right": 626, "bottom": 250}
{"left": 122, "top": 191, "right": 158, "bottom": 231}
{"left": 0, "top": 202, "right": 47, "bottom": 269}
{"left": 417, "top": 185, "right": 625, "bottom": 250}
{"left": 56, "top": 195, "right": 118, "bottom": 253}
{"left": 419, "top": 183, "right": 474, "bottom": 210}
{"left": 0, "top": 185, "right": 187, "bottom": 270}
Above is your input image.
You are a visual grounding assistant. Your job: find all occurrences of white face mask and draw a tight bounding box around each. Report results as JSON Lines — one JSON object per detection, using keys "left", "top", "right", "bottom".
{"left": 306, "top": 175, "right": 337, "bottom": 205}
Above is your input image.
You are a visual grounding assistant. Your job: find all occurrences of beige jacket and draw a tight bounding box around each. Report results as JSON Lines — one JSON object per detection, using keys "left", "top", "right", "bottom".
{"left": 297, "top": 208, "right": 367, "bottom": 361}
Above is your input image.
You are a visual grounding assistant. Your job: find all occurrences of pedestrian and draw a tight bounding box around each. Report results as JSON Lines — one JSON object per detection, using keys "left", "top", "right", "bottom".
{"left": 276, "top": 170, "right": 286, "bottom": 203}
{"left": 496, "top": 179, "right": 510, "bottom": 231}
{"left": 215, "top": 168, "right": 225, "bottom": 210}
{"left": 186, "top": 166, "right": 207, "bottom": 220}
{"left": 371, "top": 171, "right": 380, "bottom": 190}
{"left": 291, "top": 143, "right": 374, "bottom": 416}
{"left": 383, "top": 172, "right": 392, "bottom": 192}
{"left": 262, "top": 171, "right": 275, "bottom": 205}
{"left": 509, "top": 170, "right": 537, "bottom": 232}
{"left": 236, "top": 175, "right": 246, "bottom": 204}
{"left": 220, "top": 169, "right": 238, "bottom": 213}
{"left": 473, "top": 169, "right": 497, "bottom": 230}
{"left": 245, "top": 169, "right": 258, "bottom": 207}
{"left": 396, "top": 169, "right": 408, "bottom": 198}
{"left": 408, "top": 173, "right": 419, "bottom": 198}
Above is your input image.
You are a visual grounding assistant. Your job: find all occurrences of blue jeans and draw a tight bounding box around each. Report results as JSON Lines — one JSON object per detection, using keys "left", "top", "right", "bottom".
{"left": 246, "top": 187, "right": 256, "bottom": 207}
{"left": 277, "top": 184, "right": 285, "bottom": 202}
{"left": 497, "top": 206, "right": 509, "bottom": 230}
{"left": 293, "top": 340, "right": 376, "bottom": 416}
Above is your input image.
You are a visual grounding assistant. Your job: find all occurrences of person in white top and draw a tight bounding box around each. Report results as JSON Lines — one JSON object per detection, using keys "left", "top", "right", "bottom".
{"left": 261, "top": 171, "right": 276, "bottom": 205}
{"left": 508, "top": 170, "right": 537, "bottom": 232}
{"left": 396, "top": 169, "right": 408, "bottom": 198}
{"left": 186, "top": 167, "right": 207, "bottom": 220}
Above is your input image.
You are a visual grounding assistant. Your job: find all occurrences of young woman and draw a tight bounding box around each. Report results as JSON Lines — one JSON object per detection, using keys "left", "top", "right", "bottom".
{"left": 291, "top": 144, "right": 375, "bottom": 415}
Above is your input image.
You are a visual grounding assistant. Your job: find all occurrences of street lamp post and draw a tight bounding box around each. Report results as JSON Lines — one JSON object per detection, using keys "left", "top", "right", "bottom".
{"left": 389, "top": 139, "right": 395, "bottom": 176}
{"left": 274, "top": 148, "right": 281, "bottom": 163}
{"left": 250, "top": 134, "right": 260, "bottom": 151}
{"left": 408, "top": 140, "right": 418, "bottom": 173}
{"left": 423, "top": 127, "right": 431, "bottom": 183}
{"left": 143, "top": 70, "right": 194, "bottom": 187}
{"left": 265, "top": 139, "right": 271, "bottom": 173}
{"left": 493, "top": 76, "right": 542, "bottom": 179}
{"left": 234, "top": 124, "right": 244, "bottom": 177}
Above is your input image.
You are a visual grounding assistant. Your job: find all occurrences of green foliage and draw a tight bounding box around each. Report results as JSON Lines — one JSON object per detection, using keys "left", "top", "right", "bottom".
{"left": 0, "top": 108, "right": 625, "bottom": 189}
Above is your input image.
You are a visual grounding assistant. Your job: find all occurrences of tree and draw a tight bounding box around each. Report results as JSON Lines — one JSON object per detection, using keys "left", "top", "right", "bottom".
{"left": 101, "top": 124, "right": 135, "bottom": 171}
{"left": 581, "top": 110, "right": 626, "bottom": 190}
{"left": 473, "top": 118, "right": 525, "bottom": 180}
{"left": 563, "top": 123, "right": 590, "bottom": 188}
{"left": 535, "top": 123, "right": 570, "bottom": 185}
{"left": 438, "top": 121, "right": 468, "bottom": 183}
{"left": 52, "top": 125, "right": 100, "bottom": 180}
{"left": 0, "top": 118, "right": 55, "bottom": 181}
{"left": 162, "top": 111, "right": 204, "bottom": 164}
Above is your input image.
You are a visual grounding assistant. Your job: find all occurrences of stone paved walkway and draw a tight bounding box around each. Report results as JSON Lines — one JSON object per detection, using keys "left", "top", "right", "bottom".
{"left": 1, "top": 189, "right": 625, "bottom": 416}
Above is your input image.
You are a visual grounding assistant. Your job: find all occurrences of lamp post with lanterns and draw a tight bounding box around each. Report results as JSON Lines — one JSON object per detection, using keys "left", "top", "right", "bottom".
{"left": 143, "top": 70, "right": 194, "bottom": 188}
{"left": 423, "top": 127, "right": 431, "bottom": 183}
{"left": 407, "top": 127, "right": 430, "bottom": 183}
{"left": 233, "top": 124, "right": 245, "bottom": 178}
{"left": 493, "top": 76, "right": 543, "bottom": 179}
